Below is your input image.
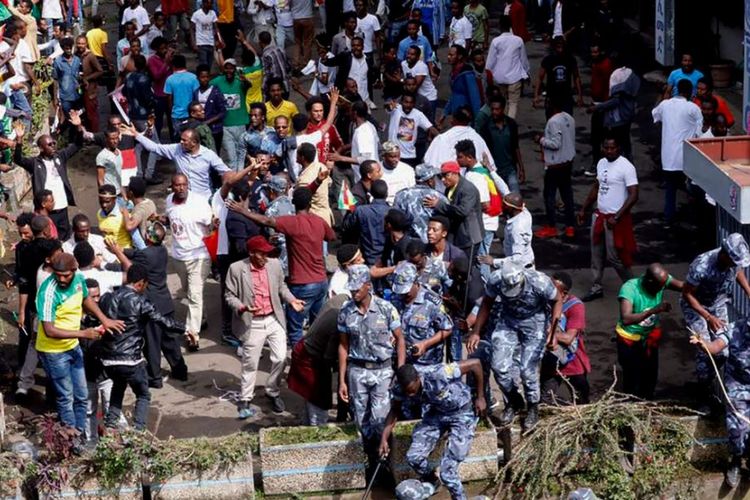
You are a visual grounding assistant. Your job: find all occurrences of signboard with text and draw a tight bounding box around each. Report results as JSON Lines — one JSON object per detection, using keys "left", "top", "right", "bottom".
{"left": 655, "top": 0, "right": 674, "bottom": 66}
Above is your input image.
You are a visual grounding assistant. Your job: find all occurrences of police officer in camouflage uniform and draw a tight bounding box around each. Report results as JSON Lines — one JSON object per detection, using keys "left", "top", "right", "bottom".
{"left": 404, "top": 239, "right": 452, "bottom": 294}
{"left": 263, "top": 175, "right": 295, "bottom": 275}
{"left": 394, "top": 164, "right": 449, "bottom": 244}
{"left": 681, "top": 233, "right": 750, "bottom": 411}
{"left": 380, "top": 361, "right": 487, "bottom": 500}
{"left": 392, "top": 262, "right": 453, "bottom": 365}
{"left": 338, "top": 264, "right": 406, "bottom": 474}
{"left": 691, "top": 319, "right": 750, "bottom": 488}
{"left": 468, "top": 261, "right": 562, "bottom": 431}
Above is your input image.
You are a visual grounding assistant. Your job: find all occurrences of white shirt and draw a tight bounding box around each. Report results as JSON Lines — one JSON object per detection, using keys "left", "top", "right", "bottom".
{"left": 381, "top": 161, "right": 416, "bottom": 204}
{"left": 211, "top": 190, "right": 229, "bottom": 256}
{"left": 449, "top": 16, "right": 472, "bottom": 47}
{"left": 595, "top": 156, "right": 638, "bottom": 214}
{"left": 351, "top": 121, "right": 380, "bottom": 180}
{"left": 651, "top": 96, "right": 702, "bottom": 171}
{"left": 190, "top": 9, "right": 218, "bottom": 46}
{"left": 486, "top": 32, "right": 529, "bottom": 84}
{"left": 387, "top": 105, "right": 432, "bottom": 159}
{"left": 329, "top": 268, "right": 351, "bottom": 298}
{"left": 10, "top": 39, "right": 34, "bottom": 84}
{"left": 122, "top": 6, "right": 151, "bottom": 46}
{"left": 349, "top": 55, "right": 369, "bottom": 102}
{"left": 503, "top": 207, "right": 534, "bottom": 267}
{"left": 274, "top": 0, "right": 293, "bottom": 27}
{"left": 42, "top": 0, "right": 63, "bottom": 19}
{"left": 165, "top": 192, "right": 212, "bottom": 261}
{"left": 63, "top": 233, "right": 117, "bottom": 264}
{"left": 553, "top": 2, "right": 563, "bottom": 37}
{"left": 402, "top": 60, "right": 437, "bottom": 101}
{"left": 466, "top": 168, "right": 498, "bottom": 231}
{"left": 81, "top": 267, "right": 124, "bottom": 296}
{"left": 317, "top": 52, "right": 336, "bottom": 94}
{"left": 356, "top": 14, "right": 381, "bottom": 54}
{"left": 291, "top": 130, "right": 322, "bottom": 178}
{"left": 42, "top": 158, "right": 68, "bottom": 210}
{"left": 424, "top": 125, "right": 495, "bottom": 171}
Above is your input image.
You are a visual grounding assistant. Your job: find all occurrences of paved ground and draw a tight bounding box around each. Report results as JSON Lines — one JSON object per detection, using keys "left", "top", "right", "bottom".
{"left": 0, "top": 2, "right": 740, "bottom": 496}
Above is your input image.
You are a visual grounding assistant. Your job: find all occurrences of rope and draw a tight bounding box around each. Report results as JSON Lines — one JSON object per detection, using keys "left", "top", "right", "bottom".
{"left": 688, "top": 327, "right": 750, "bottom": 426}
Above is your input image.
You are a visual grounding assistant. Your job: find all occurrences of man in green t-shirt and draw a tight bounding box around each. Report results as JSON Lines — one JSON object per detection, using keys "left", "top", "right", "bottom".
{"left": 36, "top": 253, "right": 124, "bottom": 447}
{"left": 211, "top": 58, "right": 250, "bottom": 171}
{"left": 616, "top": 263, "right": 683, "bottom": 399}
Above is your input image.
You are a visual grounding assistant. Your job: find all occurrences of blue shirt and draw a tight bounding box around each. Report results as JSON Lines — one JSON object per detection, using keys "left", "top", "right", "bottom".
{"left": 667, "top": 68, "right": 704, "bottom": 97}
{"left": 343, "top": 199, "right": 391, "bottom": 265}
{"left": 397, "top": 35, "right": 433, "bottom": 62}
{"left": 164, "top": 71, "right": 200, "bottom": 120}
{"left": 52, "top": 55, "right": 82, "bottom": 102}
{"left": 338, "top": 294, "right": 401, "bottom": 363}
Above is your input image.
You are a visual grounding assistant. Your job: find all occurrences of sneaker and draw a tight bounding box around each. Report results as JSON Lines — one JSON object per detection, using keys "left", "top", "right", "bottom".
{"left": 221, "top": 334, "right": 241, "bottom": 348}
{"left": 726, "top": 457, "right": 741, "bottom": 488}
{"left": 533, "top": 226, "right": 558, "bottom": 239}
{"left": 584, "top": 168, "right": 597, "bottom": 177}
{"left": 366, "top": 99, "right": 378, "bottom": 110}
{"left": 238, "top": 401, "right": 257, "bottom": 420}
{"left": 235, "top": 345, "right": 243, "bottom": 357}
{"left": 499, "top": 405, "right": 516, "bottom": 426}
{"left": 523, "top": 404, "right": 539, "bottom": 432}
{"left": 581, "top": 288, "right": 604, "bottom": 302}
{"left": 564, "top": 226, "right": 575, "bottom": 238}
{"left": 15, "top": 387, "right": 28, "bottom": 397}
{"left": 268, "top": 395, "right": 286, "bottom": 414}
{"left": 489, "top": 397, "right": 501, "bottom": 410}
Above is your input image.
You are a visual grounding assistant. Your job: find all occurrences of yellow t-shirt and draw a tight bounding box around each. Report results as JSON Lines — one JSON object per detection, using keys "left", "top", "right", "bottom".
{"left": 97, "top": 209, "right": 132, "bottom": 249}
{"left": 216, "top": 0, "right": 234, "bottom": 23}
{"left": 86, "top": 28, "right": 108, "bottom": 59}
{"left": 36, "top": 273, "right": 88, "bottom": 353}
{"left": 242, "top": 63, "right": 264, "bottom": 111}
{"left": 266, "top": 100, "right": 299, "bottom": 126}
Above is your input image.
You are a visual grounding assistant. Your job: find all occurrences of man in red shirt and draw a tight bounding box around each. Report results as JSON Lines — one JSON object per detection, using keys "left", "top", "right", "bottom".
{"left": 304, "top": 96, "right": 342, "bottom": 163}
{"left": 540, "top": 272, "right": 591, "bottom": 404}
{"left": 227, "top": 187, "right": 337, "bottom": 346}
{"left": 588, "top": 44, "right": 614, "bottom": 173}
{"left": 694, "top": 77, "right": 735, "bottom": 128}
{"left": 147, "top": 37, "right": 174, "bottom": 141}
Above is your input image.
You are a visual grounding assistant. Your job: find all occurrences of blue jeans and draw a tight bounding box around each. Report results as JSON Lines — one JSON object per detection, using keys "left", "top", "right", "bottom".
{"left": 286, "top": 280, "right": 328, "bottom": 346}
{"left": 478, "top": 229, "right": 495, "bottom": 281}
{"left": 39, "top": 345, "right": 88, "bottom": 432}
{"left": 10, "top": 88, "right": 32, "bottom": 129}
{"left": 663, "top": 170, "right": 684, "bottom": 223}
{"left": 502, "top": 169, "right": 520, "bottom": 194}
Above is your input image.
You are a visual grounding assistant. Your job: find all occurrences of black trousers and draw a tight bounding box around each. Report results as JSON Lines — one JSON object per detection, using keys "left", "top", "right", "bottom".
{"left": 218, "top": 22, "right": 239, "bottom": 59}
{"left": 49, "top": 208, "right": 71, "bottom": 241}
{"left": 144, "top": 313, "right": 187, "bottom": 387}
{"left": 543, "top": 163, "right": 575, "bottom": 227}
{"left": 617, "top": 337, "right": 658, "bottom": 400}
{"left": 104, "top": 363, "right": 150, "bottom": 430}
{"left": 218, "top": 255, "right": 234, "bottom": 336}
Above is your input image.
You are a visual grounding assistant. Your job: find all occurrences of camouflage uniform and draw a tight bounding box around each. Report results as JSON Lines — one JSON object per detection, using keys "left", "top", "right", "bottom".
{"left": 418, "top": 256, "right": 452, "bottom": 294}
{"left": 393, "top": 363, "right": 478, "bottom": 500}
{"left": 486, "top": 267, "right": 557, "bottom": 405}
{"left": 393, "top": 185, "right": 449, "bottom": 243}
{"left": 338, "top": 278, "right": 401, "bottom": 442}
{"left": 264, "top": 190, "right": 295, "bottom": 275}
{"left": 395, "top": 479, "right": 433, "bottom": 500}
{"left": 715, "top": 320, "right": 750, "bottom": 456}
{"left": 392, "top": 288, "right": 453, "bottom": 367}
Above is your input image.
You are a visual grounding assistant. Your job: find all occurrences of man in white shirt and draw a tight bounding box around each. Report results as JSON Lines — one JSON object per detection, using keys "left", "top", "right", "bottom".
{"left": 7, "top": 20, "right": 35, "bottom": 127}
{"left": 447, "top": 0, "right": 473, "bottom": 48}
{"left": 651, "top": 79, "right": 702, "bottom": 225}
{"left": 386, "top": 93, "right": 438, "bottom": 166}
{"left": 349, "top": 100, "right": 380, "bottom": 180}
{"left": 164, "top": 173, "right": 211, "bottom": 350}
{"left": 62, "top": 213, "right": 117, "bottom": 265}
{"left": 190, "top": 0, "right": 222, "bottom": 68}
{"left": 480, "top": 192, "right": 534, "bottom": 269}
{"left": 423, "top": 107, "right": 495, "bottom": 173}
{"left": 355, "top": 0, "right": 381, "bottom": 109}
{"left": 534, "top": 98, "right": 576, "bottom": 239}
{"left": 486, "top": 16, "right": 529, "bottom": 119}
{"left": 121, "top": 0, "right": 151, "bottom": 49}
{"left": 577, "top": 136, "right": 639, "bottom": 302}
{"left": 381, "top": 142, "right": 416, "bottom": 204}
{"left": 401, "top": 46, "right": 437, "bottom": 116}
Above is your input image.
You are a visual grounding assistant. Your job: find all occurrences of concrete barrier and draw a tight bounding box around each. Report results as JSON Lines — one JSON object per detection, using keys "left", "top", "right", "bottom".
{"left": 389, "top": 420, "right": 499, "bottom": 484}
{"left": 52, "top": 479, "right": 141, "bottom": 499}
{"left": 147, "top": 456, "right": 254, "bottom": 499}
{"left": 259, "top": 424, "right": 367, "bottom": 496}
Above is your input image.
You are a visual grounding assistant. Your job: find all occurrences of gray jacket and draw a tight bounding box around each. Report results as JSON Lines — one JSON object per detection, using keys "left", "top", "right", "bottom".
{"left": 224, "top": 258, "right": 295, "bottom": 340}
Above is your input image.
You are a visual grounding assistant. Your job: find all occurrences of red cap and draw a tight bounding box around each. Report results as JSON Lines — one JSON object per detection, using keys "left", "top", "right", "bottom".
{"left": 440, "top": 161, "right": 461, "bottom": 174}
{"left": 246, "top": 235, "right": 275, "bottom": 254}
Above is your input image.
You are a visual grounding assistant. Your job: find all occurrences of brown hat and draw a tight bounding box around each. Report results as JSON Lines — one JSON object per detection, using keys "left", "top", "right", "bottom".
{"left": 51, "top": 253, "right": 78, "bottom": 272}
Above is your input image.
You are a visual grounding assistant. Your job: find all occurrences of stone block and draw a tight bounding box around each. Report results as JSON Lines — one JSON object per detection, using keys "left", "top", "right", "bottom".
{"left": 147, "top": 456, "right": 254, "bottom": 500}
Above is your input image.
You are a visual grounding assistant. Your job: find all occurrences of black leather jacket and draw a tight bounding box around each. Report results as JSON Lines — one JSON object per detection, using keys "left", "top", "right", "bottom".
{"left": 99, "top": 286, "right": 185, "bottom": 363}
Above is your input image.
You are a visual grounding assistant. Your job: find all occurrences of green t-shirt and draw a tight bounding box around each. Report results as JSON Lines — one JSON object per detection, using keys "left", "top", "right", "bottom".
{"left": 210, "top": 75, "right": 249, "bottom": 127}
{"left": 464, "top": 4, "right": 488, "bottom": 43}
{"left": 616, "top": 276, "right": 672, "bottom": 337}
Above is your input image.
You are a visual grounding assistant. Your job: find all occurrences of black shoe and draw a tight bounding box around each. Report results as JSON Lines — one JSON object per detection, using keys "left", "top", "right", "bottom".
{"left": 268, "top": 395, "right": 286, "bottom": 414}
{"left": 148, "top": 379, "right": 163, "bottom": 389}
{"left": 171, "top": 367, "right": 188, "bottom": 381}
{"left": 726, "top": 457, "right": 741, "bottom": 488}
{"left": 187, "top": 342, "right": 199, "bottom": 353}
{"left": 70, "top": 436, "right": 86, "bottom": 456}
{"left": 419, "top": 471, "right": 440, "bottom": 494}
{"left": 581, "top": 288, "right": 604, "bottom": 302}
{"left": 523, "top": 404, "right": 539, "bottom": 432}
{"left": 499, "top": 405, "right": 516, "bottom": 426}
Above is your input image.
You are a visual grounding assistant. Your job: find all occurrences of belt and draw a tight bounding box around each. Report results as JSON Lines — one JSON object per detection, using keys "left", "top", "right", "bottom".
{"left": 349, "top": 359, "right": 392, "bottom": 370}
{"left": 546, "top": 160, "right": 573, "bottom": 169}
{"left": 251, "top": 312, "right": 274, "bottom": 319}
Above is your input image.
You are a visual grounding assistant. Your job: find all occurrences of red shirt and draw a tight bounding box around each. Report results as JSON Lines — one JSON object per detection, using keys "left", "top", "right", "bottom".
{"left": 249, "top": 263, "right": 273, "bottom": 316}
{"left": 306, "top": 122, "right": 342, "bottom": 164}
{"left": 161, "top": 0, "right": 189, "bottom": 16}
{"left": 509, "top": 1, "right": 531, "bottom": 42}
{"left": 591, "top": 57, "right": 614, "bottom": 103}
{"left": 693, "top": 94, "right": 736, "bottom": 128}
{"left": 558, "top": 296, "right": 591, "bottom": 377}
{"left": 275, "top": 212, "right": 336, "bottom": 285}
{"left": 147, "top": 55, "right": 172, "bottom": 97}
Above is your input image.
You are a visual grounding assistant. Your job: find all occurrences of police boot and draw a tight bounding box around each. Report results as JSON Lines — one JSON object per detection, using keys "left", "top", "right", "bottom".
{"left": 500, "top": 391, "right": 524, "bottom": 427}
{"left": 523, "top": 404, "right": 540, "bottom": 433}
{"left": 726, "top": 455, "right": 742, "bottom": 488}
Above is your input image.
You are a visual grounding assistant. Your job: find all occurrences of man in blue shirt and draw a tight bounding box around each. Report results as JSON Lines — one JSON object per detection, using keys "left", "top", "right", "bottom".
{"left": 341, "top": 179, "right": 390, "bottom": 266}
{"left": 664, "top": 53, "right": 704, "bottom": 99}
{"left": 397, "top": 19, "right": 433, "bottom": 63}
{"left": 164, "top": 55, "right": 199, "bottom": 137}
{"left": 53, "top": 38, "right": 83, "bottom": 114}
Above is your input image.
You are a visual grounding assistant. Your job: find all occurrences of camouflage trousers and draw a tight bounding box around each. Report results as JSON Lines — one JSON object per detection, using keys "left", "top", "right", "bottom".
{"left": 406, "top": 411, "right": 478, "bottom": 500}
{"left": 725, "top": 376, "right": 750, "bottom": 456}
{"left": 347, "top": 365, "right": 393, "bottom": 442}
{"left": 680, "top": 299, "right": 728, "bottom": 382}
{"left": 490, "top": 317, "right": 547, "bottom": 405}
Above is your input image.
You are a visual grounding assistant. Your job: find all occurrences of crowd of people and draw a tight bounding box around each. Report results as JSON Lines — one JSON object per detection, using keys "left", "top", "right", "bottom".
{"left": 0, "top": 0, "right": 745, "bottom": 496}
